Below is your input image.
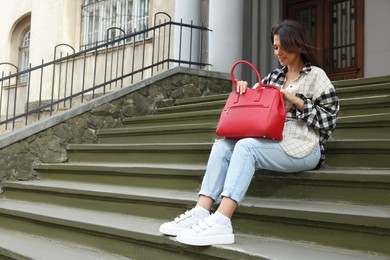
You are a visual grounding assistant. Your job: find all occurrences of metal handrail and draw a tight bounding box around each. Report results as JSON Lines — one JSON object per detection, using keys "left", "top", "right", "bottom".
{"left": 0, "top": 13, "right": 210, "bottom": 132}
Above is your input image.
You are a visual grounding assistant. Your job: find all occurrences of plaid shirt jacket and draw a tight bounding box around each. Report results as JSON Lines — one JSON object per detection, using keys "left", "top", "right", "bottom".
{"left": 262, "top": 64, "right": 339, "bottom": 169}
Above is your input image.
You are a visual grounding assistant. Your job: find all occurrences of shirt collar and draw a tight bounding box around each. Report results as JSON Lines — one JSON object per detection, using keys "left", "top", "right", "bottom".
{"left": 281, "top": 63, "right": 313, "bottom": 75}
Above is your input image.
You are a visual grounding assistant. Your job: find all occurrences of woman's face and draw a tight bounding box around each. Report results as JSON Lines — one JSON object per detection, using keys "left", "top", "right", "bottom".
{"left": 273, "top": 35, "right": 301, "bottom": 67}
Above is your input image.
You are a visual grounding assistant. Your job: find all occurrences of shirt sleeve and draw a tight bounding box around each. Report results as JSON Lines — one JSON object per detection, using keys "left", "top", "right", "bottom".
{"left": 295, "top": 72, "right": 340, "bottom": 142}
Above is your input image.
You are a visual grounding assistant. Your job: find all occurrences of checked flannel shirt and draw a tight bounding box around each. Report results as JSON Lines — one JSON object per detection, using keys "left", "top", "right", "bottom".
{"left": 262, "top": 64, "right": 339, "bottom": 169}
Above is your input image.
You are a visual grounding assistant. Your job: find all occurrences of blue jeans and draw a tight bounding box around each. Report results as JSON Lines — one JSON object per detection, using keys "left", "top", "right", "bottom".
{"left": 198, "top": 138, "right": 321, "bottom": 205}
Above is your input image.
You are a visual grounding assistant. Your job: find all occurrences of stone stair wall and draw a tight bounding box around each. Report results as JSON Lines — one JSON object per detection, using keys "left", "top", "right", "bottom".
{"left": 0, "top": 70, "right": 389, "bottom": 259}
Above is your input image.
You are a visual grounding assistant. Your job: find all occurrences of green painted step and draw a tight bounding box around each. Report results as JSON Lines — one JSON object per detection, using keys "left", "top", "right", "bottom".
{"left": 1, "top": 186, "right": 389, "bottom": 257}
{"left": 97, "top": 123, "right": 218, "bottom": 144}
{"left": 102, "top": 113, "right": 390, "bottom": 144}
{"left": 1, "top": 199, "right": 387, "bottom": 260}
{"left": 66, "top": 143, "right": 212, "bottom": 165}
{"left": 338, "top": 94, "right": 390, "bottom": 117}
{"left": 34, "top": 162, "right": 204, "bottom": 190}
{"left": 1, "top": 180, "right": 196, "bottom": 220}
{"left": 249, "top": 168, "right": 390, "bottom": 206}
{"left": 334, "top": 75, "right": 390, "bottom": 99}
{"left": 334, "top": 112, "right": 390, "bottom": 139}
{"left": 235, "top": 197, "right": 390, "bottom": 256}
{"left": 66, "top": 139, "right": 390, "bottom": 168}
{"left": 173, "top": 93, "right": 229, "bottom": 106}
{"left": 122, "top": 109, "right": 221, "bottom": 128}
{"left": 325, "top": 139, "right": 390, "bottom": 168}
{"left": 0, "top": 202, "right": 202, "bottom": 260}
{"left": 154, "top": 99, "right": 226, "bottom": 114}
{"left": 34, "top": 162, "right": 390, "bottom": 206}
{"left": 0, "top": 227, "right": 127, "bottom": 260}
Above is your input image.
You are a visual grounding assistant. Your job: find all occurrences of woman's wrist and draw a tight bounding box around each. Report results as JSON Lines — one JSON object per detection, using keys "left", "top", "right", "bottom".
{"left": 294, "top": 97, "right": 304, "bottom": 111}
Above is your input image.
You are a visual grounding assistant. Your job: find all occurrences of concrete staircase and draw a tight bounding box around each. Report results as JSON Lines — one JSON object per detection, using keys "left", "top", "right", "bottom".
{"left": 0, "top": 74, "right": 389, "bottom": 259}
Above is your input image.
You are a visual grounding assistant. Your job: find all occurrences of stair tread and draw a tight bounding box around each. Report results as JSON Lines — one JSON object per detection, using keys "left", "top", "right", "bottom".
{"left": 123, "top": 109, "right": 221, "bottom": 121}
{"left": 35, "top": 162, "right": 390, "bottom": 181}
{"left": 67, "top": 142, "right": 213, "bottom": 150}
{"left": 35, "top": 161, "right": 207, "bottom": 173}
{"left": 338, "top": 112, "right": 390, "bottom": 123}
{"left": 98, "top": 122, "right": 217, "bottom": 134}
{"left": 173, "top": 93, "right": 228, "bottom": 105}
{"left": 333, "top": 75, "right": 390, "bottom": 88}
{"left": 2, "top": 180, "right": 197, "bottom": 203}
{"left": 0, "top": 199, "right": 386, "bottom": 260}
{"left": 4, "top": 180, "right": 390, "bottom": 225}
{"left": 0, "top": 227, "right": 127, "bottom": 260}
{"left": 266, "top": 168, "right": 390, "bottom": 182}
{"left": 327, "top": 139, "right": 390, "bottom": 147}
{"left": 241, "top": 197, "right": 390, "bottom": 221}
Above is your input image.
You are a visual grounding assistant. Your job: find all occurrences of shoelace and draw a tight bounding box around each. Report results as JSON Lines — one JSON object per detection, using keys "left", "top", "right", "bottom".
{"left": 174, "top": 208, "right": 195, "bottom": 223}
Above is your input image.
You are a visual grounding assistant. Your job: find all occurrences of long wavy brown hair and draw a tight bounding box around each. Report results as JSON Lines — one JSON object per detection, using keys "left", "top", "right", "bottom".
{"left": 270, "top": 20, "right": 319, "bottom": 66}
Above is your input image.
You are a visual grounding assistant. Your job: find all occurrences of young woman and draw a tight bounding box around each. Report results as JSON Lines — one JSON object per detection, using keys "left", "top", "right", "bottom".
{"left": 159, "top": 20, "right": 339, "bottom": 246}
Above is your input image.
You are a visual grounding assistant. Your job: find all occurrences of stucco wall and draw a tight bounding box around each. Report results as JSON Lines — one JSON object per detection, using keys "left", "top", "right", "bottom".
{"left": 364, "top": 0, "right": 390, "bottom": 78}
{"left": 0, "top": 0, "right": 32, "bottom": 63}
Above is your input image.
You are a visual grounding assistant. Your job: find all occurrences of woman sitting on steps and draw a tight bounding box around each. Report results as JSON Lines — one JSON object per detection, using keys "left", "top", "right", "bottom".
{"left": 159, "top": 19, "right": 340, "bottom": 246}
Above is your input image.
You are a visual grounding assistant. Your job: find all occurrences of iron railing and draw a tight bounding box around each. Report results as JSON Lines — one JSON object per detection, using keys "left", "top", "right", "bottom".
{"left": 0, "top": 12, "right": 210, "bottom": 132}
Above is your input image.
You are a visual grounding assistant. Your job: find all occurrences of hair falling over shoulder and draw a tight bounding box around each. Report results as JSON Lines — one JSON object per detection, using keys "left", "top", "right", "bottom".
{"left": 270, "top": 20, "right": 319, "bottom": 66}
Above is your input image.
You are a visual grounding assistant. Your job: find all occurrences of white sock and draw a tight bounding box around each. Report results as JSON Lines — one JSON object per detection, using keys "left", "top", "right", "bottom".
{"left": 215, "top": 211, "right": 231, "bottom": 225}
{"left": 194, "top": 205, "right": 210, "bottom": 219}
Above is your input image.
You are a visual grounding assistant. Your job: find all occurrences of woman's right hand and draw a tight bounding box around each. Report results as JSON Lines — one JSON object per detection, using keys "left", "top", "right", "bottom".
{"left": 236, "top": 80, "right": 248, "bottom": 94}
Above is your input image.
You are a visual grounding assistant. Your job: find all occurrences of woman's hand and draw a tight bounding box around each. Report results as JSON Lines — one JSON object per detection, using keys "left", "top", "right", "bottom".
{"left": 236, "top": 80, "right": 248, "bottom": 94}
{"left": 280, "top": 89, "right": 304, "bottom": 111}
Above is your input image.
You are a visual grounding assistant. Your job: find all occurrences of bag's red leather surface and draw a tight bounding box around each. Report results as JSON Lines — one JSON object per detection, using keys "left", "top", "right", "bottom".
{"left": 215, "top": 60, "right": 286, "bottom": 141}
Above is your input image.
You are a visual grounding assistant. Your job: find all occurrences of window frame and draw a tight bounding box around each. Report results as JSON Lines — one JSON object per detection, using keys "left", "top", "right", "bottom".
{"left": 81, "top": 0, "right": 150, "bottom": 50}
{"left": 283, "top": 0, "right": 364, "bottom": 80}
{"left": 18, "top": 30, "right": 30, "bottom": 84}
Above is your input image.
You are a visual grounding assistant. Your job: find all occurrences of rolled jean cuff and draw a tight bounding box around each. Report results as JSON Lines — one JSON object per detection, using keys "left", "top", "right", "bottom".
{"left": 198, "top": 189, "right": 218, "bottom": 202}
{"left": 220, "top": 192, "right": 242, "bottom": 205}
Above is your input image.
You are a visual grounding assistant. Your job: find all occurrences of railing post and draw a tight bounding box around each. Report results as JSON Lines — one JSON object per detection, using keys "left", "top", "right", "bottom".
{"left": 0, "top": 63, "right": 18, "bottom": 130}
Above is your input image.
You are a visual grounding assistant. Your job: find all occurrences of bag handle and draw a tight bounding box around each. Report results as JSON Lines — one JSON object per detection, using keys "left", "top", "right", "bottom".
{"left": 230, "top": 60, "right": 261, "bottom": 91}
{"left": 230, "top": 60, "right": 280, "bottom": 92}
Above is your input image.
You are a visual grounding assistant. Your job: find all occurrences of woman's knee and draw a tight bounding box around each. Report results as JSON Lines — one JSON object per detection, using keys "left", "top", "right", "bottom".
{"left": 234, "top": 138, "right": 255, "bottom": 152}
{"left": 212, "top": 138, "right": 236, "bottom": 153}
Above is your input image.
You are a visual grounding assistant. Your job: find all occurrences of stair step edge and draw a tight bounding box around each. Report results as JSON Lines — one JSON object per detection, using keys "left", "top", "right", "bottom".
{"left": 1, "top": 181, "right": 197, "bottom": 205}
{"left": 97, "top": 123, "right": 217, "bottom": 135}
{"left": 67, "top": 142, "right": 213, "bottom": 150}
{"left": 3, "top": 182, "right": 389, "bottom": 228}
{"left": 0, "top": 199, "right": 387, "bottom": 260}
{"left": 257, "top": 168, "right": 390, "bottom": 183}
{"left": 0, "top": 227, "right": 126, "bottom": 260}
{"left": 34, "top": 162, "right": 206, "bottom": 176}
{"left": 34, "top": 163, "right": 390, "bottom": 183}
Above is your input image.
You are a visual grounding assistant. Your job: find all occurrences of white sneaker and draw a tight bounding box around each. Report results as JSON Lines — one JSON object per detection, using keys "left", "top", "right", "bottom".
{"left": 176, "top": 214, "right": 234, "bottom": 246}
{"left": 159, "top": 208, "right": 201, "bottom": 236}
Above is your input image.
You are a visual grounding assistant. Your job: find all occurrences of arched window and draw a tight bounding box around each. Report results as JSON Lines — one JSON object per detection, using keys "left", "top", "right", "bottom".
{"left": 18, "top": 30, "right": 30, "bottom": 83}
{"left": 81, "top": 0, "right": 150, "bottom": 50}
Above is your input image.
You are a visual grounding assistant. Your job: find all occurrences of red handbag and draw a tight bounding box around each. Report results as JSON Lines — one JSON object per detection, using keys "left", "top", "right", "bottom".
{"left": 215, "top": 60, "right": 286, "bottom": 141}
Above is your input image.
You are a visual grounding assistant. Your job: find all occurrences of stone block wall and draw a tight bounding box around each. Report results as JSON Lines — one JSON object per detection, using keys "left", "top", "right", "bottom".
{"left": 0, "top": 68, "right": 231, "bottom": 182}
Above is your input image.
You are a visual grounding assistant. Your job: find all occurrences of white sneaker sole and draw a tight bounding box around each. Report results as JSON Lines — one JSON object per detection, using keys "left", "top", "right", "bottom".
{"left": 176, "top": 233, "right": 235, "bottom": 246}
{"left": 159, "top": 224, "right": 184, "bottom": 236}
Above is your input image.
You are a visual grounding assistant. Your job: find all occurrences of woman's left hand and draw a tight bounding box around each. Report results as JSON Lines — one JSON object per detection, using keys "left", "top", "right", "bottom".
{"left": 235, "top": 80, "right": 248, "bottom": 94}
{"left": 280, "top": 89, "right": 304, "bottom": 111}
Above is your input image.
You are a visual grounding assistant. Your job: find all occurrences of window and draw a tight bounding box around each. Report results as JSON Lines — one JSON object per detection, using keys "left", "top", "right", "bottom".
{"left": 18, "top": 30, "right": 30, "bottom": 83}
{"left": 284, "top": 0, "right": 364, "bottom": 80}
{"left": 81, "top": 0, "right": 150, "bottom": 50}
